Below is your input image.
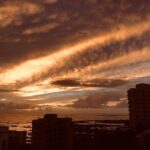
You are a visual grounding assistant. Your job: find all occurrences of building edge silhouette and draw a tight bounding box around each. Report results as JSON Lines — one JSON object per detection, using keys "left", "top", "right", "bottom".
{"left": 128, "top": 83, "right": 150, "bottom": 133}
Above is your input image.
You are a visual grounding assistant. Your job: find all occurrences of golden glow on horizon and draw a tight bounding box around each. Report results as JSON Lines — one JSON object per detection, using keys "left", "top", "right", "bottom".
{"left": 106, "top": 101, "right": 122, "bottom": 107}
{"left": 38, "top": 99, "right": 77, "bottom": 107}
{"left": 0, "top": 20, "right": 150, "bottom": 85}
{"left": 19, "top": 86, "right": 66, "bottom": 97}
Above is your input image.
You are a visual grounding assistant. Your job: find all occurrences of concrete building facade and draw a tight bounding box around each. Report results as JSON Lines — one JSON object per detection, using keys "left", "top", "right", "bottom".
{"left": 128, "top": 83, "right": 150, "bottom": 132}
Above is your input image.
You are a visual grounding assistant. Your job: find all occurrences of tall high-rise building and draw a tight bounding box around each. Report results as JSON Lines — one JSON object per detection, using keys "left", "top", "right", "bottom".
{"left": 128, "top": 83, "right": 150, "bottom": 132}
{"left": 32, "top": 114, "right": 74, "bottom": 150}
{"left": 0, "top": 126, "right": 9, "bottom": 150}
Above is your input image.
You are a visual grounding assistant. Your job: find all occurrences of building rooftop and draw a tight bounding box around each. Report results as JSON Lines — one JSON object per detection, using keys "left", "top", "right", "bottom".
{"left": 136, "top": 83, "right": 150, "bottom": 90}
{"left": 44, "top": 114, "right": 57, "bottom": 119}
{"left": 0, "top": 126, "right": 9, "bottom": 132}
{"left": 128, "top": 83, "right": 150, "bottom": 93}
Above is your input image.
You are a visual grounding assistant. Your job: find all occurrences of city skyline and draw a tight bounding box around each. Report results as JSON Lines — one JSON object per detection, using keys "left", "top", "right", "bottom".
{"left": 0, "top": 0, "right": 150, "bottom": 121}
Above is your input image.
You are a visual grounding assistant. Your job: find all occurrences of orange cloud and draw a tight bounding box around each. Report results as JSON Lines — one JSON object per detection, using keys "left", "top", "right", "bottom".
{"left": 0, "top": 2, "right": 44, "bottom": 28}
{"left": 23, "top": 23, "right": 58, "bottom": 34}
{"left": 0, "top": 20, "right": 149, "bottom": 86}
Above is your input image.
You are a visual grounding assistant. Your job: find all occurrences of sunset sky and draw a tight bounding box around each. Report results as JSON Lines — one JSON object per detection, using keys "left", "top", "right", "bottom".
{"left": 0, "top": 0, "right": 150, "bottom": 121}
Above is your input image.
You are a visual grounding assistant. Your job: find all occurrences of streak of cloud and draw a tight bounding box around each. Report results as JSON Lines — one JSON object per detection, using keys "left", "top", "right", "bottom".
{"left": 0, "top": 1, "right": 44, "bottom": 28}
{"left": 0, "top": 20, "right": 150, "bottom": 86}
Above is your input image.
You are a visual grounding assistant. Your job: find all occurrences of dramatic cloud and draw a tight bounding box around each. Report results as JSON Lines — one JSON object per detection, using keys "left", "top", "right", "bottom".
{"left": 0, "top": 1, "right": 44, "bottom": 28}
{"left": 0, "top": 0, "right": 149, "bottom": 120}
{"left": 0, "top": 22, "right": 150, "bottom": 86}
{"left": 68, "top": 92, "right": 128, "bottom": 109}
{"left": 52, "top": 78, "right": 127, "bottom": 87}
{"left": 0, "top": 101, "right": 33, "bottom": 112}
{"left": 23, "top": 23, "right": 58, "bottom": 34}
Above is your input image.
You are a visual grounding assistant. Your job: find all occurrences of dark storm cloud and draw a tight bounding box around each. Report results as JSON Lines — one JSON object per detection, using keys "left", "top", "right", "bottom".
{"left": 0, "top": 0, "right": 149, "bottom": 71}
